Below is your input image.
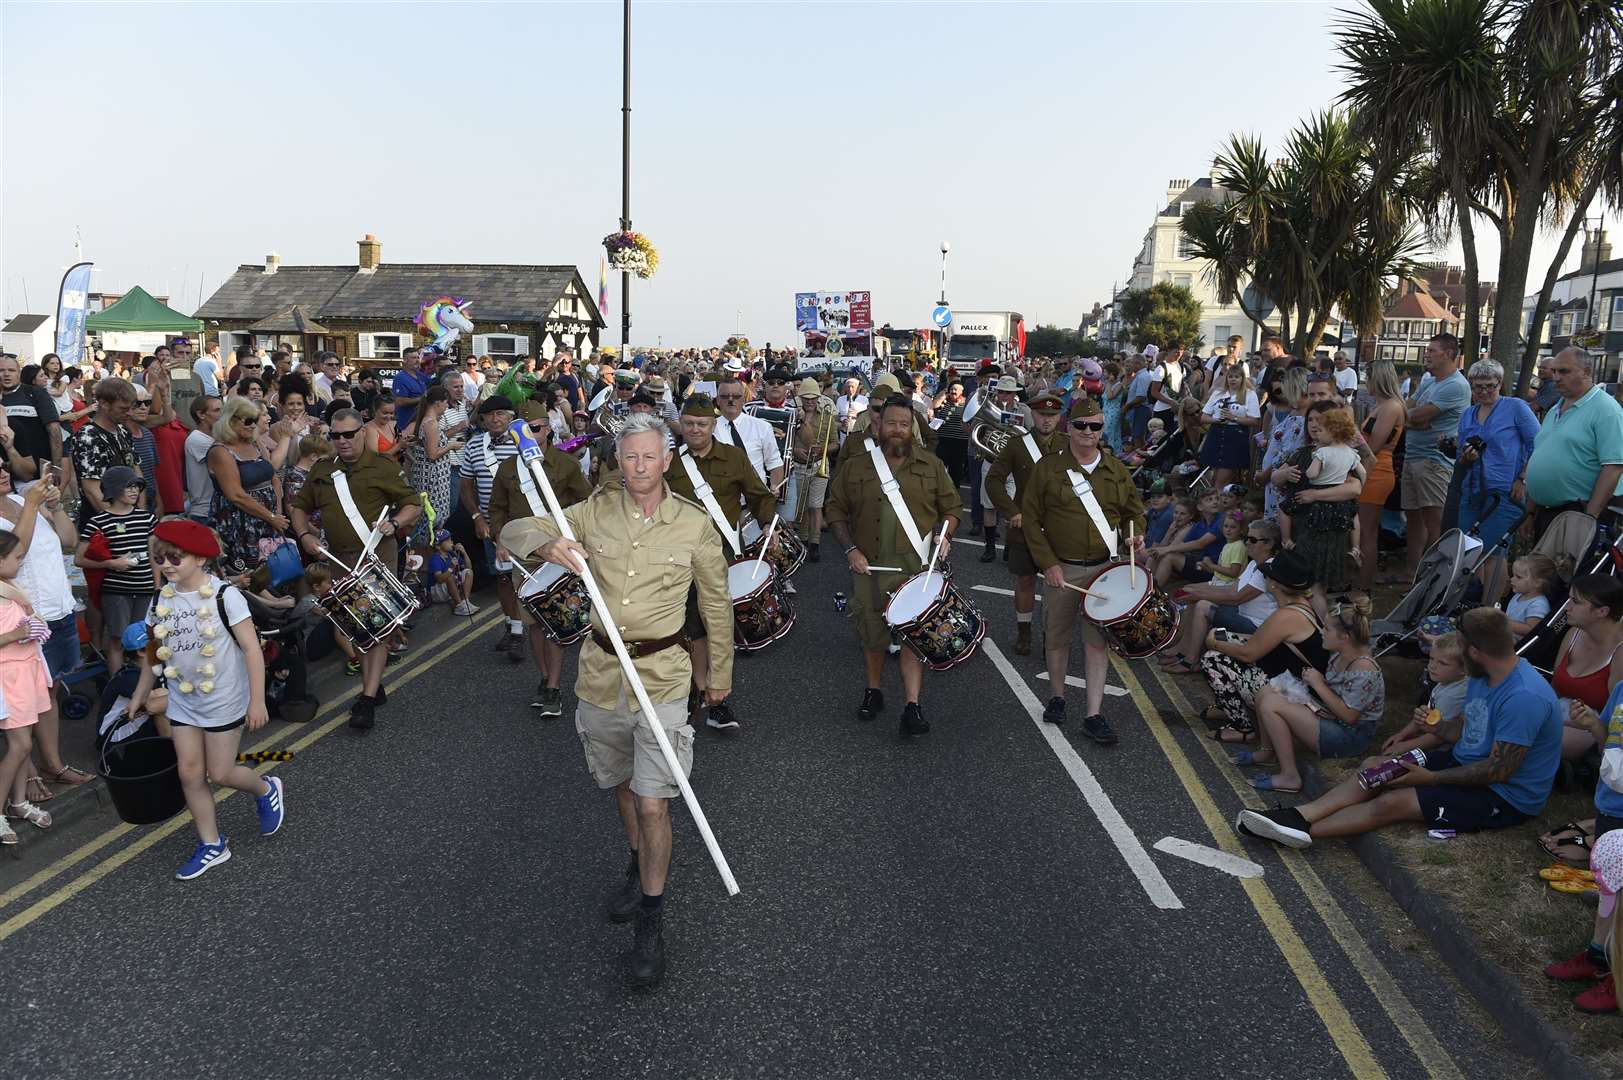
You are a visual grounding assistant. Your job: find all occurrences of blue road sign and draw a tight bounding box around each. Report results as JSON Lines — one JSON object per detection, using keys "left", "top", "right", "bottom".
{"left": 932, "top": 305, "right": 952, "bottom": 328}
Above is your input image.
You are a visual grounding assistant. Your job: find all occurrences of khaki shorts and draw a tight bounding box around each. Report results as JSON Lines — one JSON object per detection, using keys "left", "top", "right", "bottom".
{"left": 575, "top": 698, "right": 694, "bottom": 799}
{"left": 790, "top": 463, "right": 829, "bottom": 512}
{"left": 1042, "top": 561, "right": 1106, "bottom": 651}
{"left": 1400, "top": 457, "right": 1454, "bottom": 511}
{"left": 1006, "top": 536, "right": 1038, "bottom": 577}
{"left": 850, "top": 569, "right": 907, "bottom": 652}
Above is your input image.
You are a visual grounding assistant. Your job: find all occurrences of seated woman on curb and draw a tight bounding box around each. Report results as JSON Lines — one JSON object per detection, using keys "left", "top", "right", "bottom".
{"left": 1238, "top": 607, "right": 1564, "bottom": 850}
{"left": 1157, "top": 520, "right": 1281, "bottom": 675}
{"left": 1548, "top": 574, "right": 1623, "bottom": 762}
{"left": 1235, "top": 595, "right": 1385, "bottom": 793}
{"left": 1197, "top": 550, "right": 1327, "bottom": 745}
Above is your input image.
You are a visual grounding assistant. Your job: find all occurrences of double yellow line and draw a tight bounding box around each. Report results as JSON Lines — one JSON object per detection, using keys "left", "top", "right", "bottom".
{"left": 0, "top": 610, "right": 503, "bottom": 942}
{"left": 1110, "top": 655, "right": 1463, "bottom": 1080}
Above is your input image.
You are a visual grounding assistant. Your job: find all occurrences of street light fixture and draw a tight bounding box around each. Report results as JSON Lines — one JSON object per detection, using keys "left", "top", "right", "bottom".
{"left": 939, "top": 241, "right": 950, "bottom": 306}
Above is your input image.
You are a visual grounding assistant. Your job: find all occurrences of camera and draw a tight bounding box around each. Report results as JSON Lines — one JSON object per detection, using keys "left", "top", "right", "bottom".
{"left": 1463, "top": 435, "right": 1486, "bottom": 455}
{"left": 1438, "top": 436, "right": 1459, "bottom": 458}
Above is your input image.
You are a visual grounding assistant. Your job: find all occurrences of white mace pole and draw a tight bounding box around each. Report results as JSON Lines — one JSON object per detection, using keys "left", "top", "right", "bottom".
{"left": 510, "top": 421, "right": 739, "bottom": 896}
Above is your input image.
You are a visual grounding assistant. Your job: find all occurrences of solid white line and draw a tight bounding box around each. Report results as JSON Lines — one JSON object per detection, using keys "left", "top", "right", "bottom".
{"left": 981, "top": 638, "right": 1183, "bottom": 911}
{"left": 1154, "top": 836, "right": 1265, "bottom": 879}
{"left": 1035, "top": 672, "right": 1130, "bottom": 698}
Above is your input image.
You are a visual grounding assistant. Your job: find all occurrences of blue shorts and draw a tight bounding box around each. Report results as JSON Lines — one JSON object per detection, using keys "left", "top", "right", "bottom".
{"left": 1209, "top": 605, "right": 1259, "bottom": 635}
{"left": 1411, "top": 749, "right": 1530, "bottom": 831}
{"left": 1456, "top": 489, "right": 1522, "bottom": 554}
{"left": 41, "top": 613, "right": 80, "bottom": 683}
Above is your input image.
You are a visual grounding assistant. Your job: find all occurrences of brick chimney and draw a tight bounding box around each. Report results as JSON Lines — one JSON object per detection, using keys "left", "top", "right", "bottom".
{"left": 1580, "top": 227, "right": 1611, "bottom": 273}
{"left": 265, "top": 253, "right": 280, "bottom": 275}
{"left": 358, "top": 234, "right": 382, "bottom": 272}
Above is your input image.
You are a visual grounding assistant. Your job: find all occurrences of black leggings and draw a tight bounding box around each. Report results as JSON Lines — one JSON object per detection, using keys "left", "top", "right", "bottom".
{"left": 936, "top": 437, "right": 969, "bottom": 487}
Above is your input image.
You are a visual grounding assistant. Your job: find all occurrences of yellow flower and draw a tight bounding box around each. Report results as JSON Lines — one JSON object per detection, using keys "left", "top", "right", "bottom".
{"left": 160, "top": 585, "right": 176, "bottom": 599}
{"left": 155, "top": 646, "right": 172, "bottom": 661}
{"left": 154, "top": 606, "right": 171, "bottom": 618}
{"left": 179, "top": 681, "right": 194, "bottom": 694}
{"left": 199, "top": 681, "right": 214, "bottom": 694}
{"left": 163, "top": 666, "right": 179, "bottom": 679}
{"left": 201, "top": 644, "right": 216, "bottom": 657}
{"left": 199, "top": 584, "right": 216, "bottom": 599}
{"left": 199, "top": 625, "right": 216, "bottom": 639}
{"left": 200, "top": 663, "right": 215, "bottom": 677}
{"left": 151, "top": 664, "right": 165, "bottom": 676}
{"left": 152, "top": 624, "right": 169, "bottom": 640}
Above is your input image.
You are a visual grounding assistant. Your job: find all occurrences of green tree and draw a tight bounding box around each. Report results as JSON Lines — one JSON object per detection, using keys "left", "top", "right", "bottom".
{"left": 1024, "top": 325, "right": 1084, "bottom": 356}
{"left": 1338, "top": 0, "right": 1623, "bottom": 390}
{"left": 1118, "top": 283, "right": 1204, "bottom": 351}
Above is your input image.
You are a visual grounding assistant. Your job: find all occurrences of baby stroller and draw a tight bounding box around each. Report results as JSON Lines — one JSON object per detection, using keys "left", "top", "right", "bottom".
{"left": 243, "top": 589, "right": 324, "bottom": 723}
{"left": 1371, "top": 528, "right": 1486, "bottom": 657}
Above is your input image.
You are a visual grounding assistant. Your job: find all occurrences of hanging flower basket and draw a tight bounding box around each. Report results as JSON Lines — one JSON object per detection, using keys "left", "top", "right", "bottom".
{"left": 603, "top": 231, "right": 659, "bottom": 279}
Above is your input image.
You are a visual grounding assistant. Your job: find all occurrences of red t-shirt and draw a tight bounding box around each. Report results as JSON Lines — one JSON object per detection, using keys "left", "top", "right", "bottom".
{"left": 150, "top": 419, "right": 190, "bottom": 516}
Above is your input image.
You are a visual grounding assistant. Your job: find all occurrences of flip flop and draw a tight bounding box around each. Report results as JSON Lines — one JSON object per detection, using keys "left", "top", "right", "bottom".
{"left": 1548, "top": 878, "right": 1599, "bottom": 896}
{"left": 1539, "top": 865, "right": 1597, "bottom": 883}
{"left": 1230, "top": 750, "right": 1274, "bottom": 767}
{"left": 1208, "top": 725, "right": 1252, "bottom": 745}
{"left": 1249, "top": 774, "right": 1302, "bottom": 794}
{"left": 1200, "top": 707, "right": 1231, "bottom": 732}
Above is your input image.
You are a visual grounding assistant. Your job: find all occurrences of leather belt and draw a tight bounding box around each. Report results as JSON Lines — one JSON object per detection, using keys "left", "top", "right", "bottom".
{"left": 1057, "top": 557, "right": 1109, "bottom": 568}
{"left": 590, "top": 628, "right": 690, "bottom": 659}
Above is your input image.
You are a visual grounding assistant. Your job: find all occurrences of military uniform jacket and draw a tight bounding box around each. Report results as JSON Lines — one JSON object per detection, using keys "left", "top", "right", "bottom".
{"left": 1020, "top": 449, "right": 1145, "bottom": 568}
{"left": 292, "top": 450, "right": 422, "bottom": 557}
{"left": 664, "top": 441, "right": 776, "bottom": 532}
{"left": 985, "top": 427, "right": 1068, "bottom": 541}
{"left": 487, "top": 447, "right": 592, "bottom": 544}
{"left": 835, "top": 403, "right": 937, "bottom": 467}
{"left": 825, "top": 438, "right": 962, "bottom": 570}
{"left": 502, "top": 482, "right": 733, "bottom": 710}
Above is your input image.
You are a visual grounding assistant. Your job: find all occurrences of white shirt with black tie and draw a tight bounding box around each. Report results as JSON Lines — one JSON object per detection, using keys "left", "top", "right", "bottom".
{"left": 715, "top": 411, "right": 783, "bottom": 485}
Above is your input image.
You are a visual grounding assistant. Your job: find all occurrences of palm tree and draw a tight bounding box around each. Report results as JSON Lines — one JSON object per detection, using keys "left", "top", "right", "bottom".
{"left": 1338, "top": 0, "right": 1623, "bottom": 392}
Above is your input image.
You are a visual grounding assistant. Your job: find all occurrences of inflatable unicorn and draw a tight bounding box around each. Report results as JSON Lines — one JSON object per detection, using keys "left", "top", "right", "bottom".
{"left": 415, "top": 296, "right": 474, "bottom": 352}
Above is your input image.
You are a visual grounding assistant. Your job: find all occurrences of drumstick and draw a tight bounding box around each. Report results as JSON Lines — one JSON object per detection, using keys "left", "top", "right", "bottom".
{"left": 924, "top": 525, "right": 943, "bottom": 579}
{"left": 751, "top": 516, "right": 780, "bottom": 581}
{"left": 1061, "top": 580, "right": 1110, "bottom": 601}
{"left": 1128, "top": 521, "right": 1137, "bottom": 588}
{"left": 864, "top": 565, "right": 905, "bottom": 573}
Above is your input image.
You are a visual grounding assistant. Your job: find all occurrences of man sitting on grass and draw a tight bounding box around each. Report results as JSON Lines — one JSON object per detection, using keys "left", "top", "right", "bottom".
{"left": 1238, "top": 608, "right": 1563, "bottom": 849}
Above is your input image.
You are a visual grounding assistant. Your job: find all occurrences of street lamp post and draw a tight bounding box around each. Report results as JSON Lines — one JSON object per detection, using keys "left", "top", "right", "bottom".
{"left": 620, "top": 0, "right": 632, "bottom": 352}
{"left": 938, "top": 240, "right": 950, "bottom": 306}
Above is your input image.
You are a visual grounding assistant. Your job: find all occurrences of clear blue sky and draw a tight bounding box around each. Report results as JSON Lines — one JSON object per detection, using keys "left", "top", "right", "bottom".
{"left": 2, "top": 1, "right": 1613, "bottom": 347}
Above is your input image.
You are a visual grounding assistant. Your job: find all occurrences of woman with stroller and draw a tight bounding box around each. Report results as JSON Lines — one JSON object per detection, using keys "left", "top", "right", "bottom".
{"left": 1455, "top": 358, "right": 1540, "bottom": 588}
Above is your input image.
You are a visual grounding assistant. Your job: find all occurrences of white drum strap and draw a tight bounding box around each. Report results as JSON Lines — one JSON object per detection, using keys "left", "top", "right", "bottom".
{"left": 679, "top": 449, "right": 742, "bottom": 556}
{"left": 866, "top": 438, "right": 929, "bottom": 563}
{"left": 1066, "top": 468, "right": 1119, "bottom": 558}
{"left": 515, "top": 452, "right": 546, "bottom": 517}
{"left": 1021, "top": 433, "right": 1043, "bottom": 464}
{"left": 330, "top": 466, "right": 379, "bottom": 554}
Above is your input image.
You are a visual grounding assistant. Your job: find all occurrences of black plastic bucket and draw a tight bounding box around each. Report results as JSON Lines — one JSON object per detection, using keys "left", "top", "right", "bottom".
{"left": 96, "top": 735, "right": 186, "bottom": 825}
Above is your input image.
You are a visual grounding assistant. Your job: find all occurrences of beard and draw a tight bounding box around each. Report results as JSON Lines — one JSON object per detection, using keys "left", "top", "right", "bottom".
{"left": 1462, "top": 650, "right": 1485, "bottom": 678}
{"left": 883, "top": 433, "right": 911, "bottom": 456}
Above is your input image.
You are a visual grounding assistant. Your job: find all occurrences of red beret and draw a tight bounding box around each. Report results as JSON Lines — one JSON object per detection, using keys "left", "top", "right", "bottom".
{"left": 154, "top": 519, "right": 222, "bottom": 558}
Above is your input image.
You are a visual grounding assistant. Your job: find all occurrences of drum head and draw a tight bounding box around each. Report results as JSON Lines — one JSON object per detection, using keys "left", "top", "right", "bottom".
{"left": 1082, "top": 564, "right": 1147, "bottom": 621}
{"left": 885, "top": 571, "right": 947, "bottom": 625}
{"left": 520, "top": 562, "right": 569, "bottom": 599}
{"left": 728, "top": 560, "right": 774, "bottom": 599}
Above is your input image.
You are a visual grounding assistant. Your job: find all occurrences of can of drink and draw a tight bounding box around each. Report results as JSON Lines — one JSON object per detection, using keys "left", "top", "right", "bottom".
{"left": 1357, "top": 748, "right": 1427, "bottom": 791}
{"left": 833, "top": 591, "right": 847, "bottom": 613}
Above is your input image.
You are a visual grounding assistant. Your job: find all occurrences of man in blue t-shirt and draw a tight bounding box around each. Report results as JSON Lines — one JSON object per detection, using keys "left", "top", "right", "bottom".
{"left": 391, "top": 347, "right": 431, "bottom": 429}
{"left": 1238, "top": 607, "right": 1562, "bottom": 850}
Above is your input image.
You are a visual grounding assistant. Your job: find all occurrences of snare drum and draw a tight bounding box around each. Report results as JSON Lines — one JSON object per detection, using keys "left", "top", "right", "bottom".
{"left": 728, "top": 560, "right": 794, "bottom": 651}
{"left": 1080, "top": 562, "right": 1181, "bottom": 659}
{"left": 519, "top": 563, "right": 593, "bottom": 645}
{"left": 883, "top": 571, "right": 985, "bottom": 671}
{"left": 740, "top": 518, "right": 807, "bottom": 579}
{"left": 319, "top": 554, "right": 419, "bottom": 650}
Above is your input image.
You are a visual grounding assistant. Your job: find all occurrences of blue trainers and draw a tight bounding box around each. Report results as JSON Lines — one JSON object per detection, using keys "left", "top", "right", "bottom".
{"left": 255, "top": 776, "right": 285, "bottom": 837}
{"left": 175, "top": 835, "right": 231, "bottom": 880}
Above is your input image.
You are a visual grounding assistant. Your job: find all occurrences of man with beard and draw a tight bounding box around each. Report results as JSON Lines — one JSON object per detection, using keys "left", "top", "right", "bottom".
{"left": 825, "top": 395, "right": 962, "bottom": 739}
{"left": 1021, "top": 398, "right": 1145, "bottom": 745}
{"left": 1239, "top": 607, "right": 1563, "bottom": 851}
{"left": 985, "top": 392, "right": 1068, "bottom": 655}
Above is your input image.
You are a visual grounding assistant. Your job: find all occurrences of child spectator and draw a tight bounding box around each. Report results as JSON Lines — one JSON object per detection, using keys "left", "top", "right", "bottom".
{"left": 127, "top": 519, "right": 283, "bottom": 880}
{"left": 283, "top": 433, "right": 330, "bottom": 510}
{"left": 1198, "top": 510, "right": 1249, "bottom": 587}
{"left": 428, "top": 529, "right": 478, "bottom": 615}
{"left": 304, "top": 563, "right": 359, "bottom": 677}
{"left": 73, "top": 464, "right": 156, "bottom": 673}
{"left": 1381, "top": 632, "right": 1469, "bottom": 758}
{"left": 0, "top": 531, "right": 57, "bottom": 844}
{"left": 1150, "top": 492, "right": 1224, "bottom": 587}
{"left": 1142, "top": 482, "right": 1176, "bottom": 546}
{"left": 1504, "top": 553, "right": 1557, "bottom": 638}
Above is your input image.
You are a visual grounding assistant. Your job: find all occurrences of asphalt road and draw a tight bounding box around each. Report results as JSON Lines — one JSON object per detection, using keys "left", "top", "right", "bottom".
{"left": 2, "top": 513, "right": 1537, "bottom": 1079}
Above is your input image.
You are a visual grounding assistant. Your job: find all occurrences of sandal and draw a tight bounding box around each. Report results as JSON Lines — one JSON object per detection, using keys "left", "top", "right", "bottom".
{"left": 1200, "top": 706, "right": 1231, "bottom": 732}
{"left": 1540, "top": 865, "right": 1597, "bottom": 883}
{"left": 5, "top": 800, "right": 52, "bottom": 829}
{"left": 1249, "top": 774, "right": 1303, "bottom": 794}
{"left": 1208, "top": 725, "right": 1253, "bottom": 745}
{"left": 0, "top": 817, "right": 15, "bottom": 845}
{"left": 24, "top": 776, "right": 54, "bottom": 803}
{"left": 1231, "top": 749, "right": 1275, "bottom": 767}
{"left": 43, "top": 763, "right": 93, "bottom": 786}
{"left": 1549, "top": 878, "right": 1598, "bottom": 897}
{"left": 1539, "top": 820, "right": 1596, "bottom": 867}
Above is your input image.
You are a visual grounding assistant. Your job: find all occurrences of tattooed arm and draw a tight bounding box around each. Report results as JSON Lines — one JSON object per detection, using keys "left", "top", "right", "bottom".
{"left": 1388, "top": 741, "right": 1529, "bottom": 789}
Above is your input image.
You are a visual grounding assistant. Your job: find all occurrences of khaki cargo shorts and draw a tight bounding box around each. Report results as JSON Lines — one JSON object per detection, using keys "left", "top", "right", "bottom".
{"left": 1042, "top": 561, "right": 1106, "bottom": 651}
{"left": 1400, "top": 457, "right": 1454, "bottom": 511}
{"left": 850, "top": 569, "right": 907, "bottom": 652}
{"left": 575, "top": 698, "right": 694, "bottom": 799}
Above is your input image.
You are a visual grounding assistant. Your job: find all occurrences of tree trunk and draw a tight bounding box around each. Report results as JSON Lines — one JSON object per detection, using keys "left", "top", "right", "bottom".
{"left": 1493, "top": 188, "right": 1543, "bottom": 395}
{"left": 1517, "top": 178, "right": 1602, "bottom": 391}
{"left": 1451, "top": 174, "right": 1481, "bottom": 367}
{"left": 1280, "top": 309, "right": 1293, "bottom": 354}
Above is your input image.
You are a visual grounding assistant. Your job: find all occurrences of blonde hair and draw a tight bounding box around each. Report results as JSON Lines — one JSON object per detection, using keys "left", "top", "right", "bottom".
{"left": 1513, "top": 553, "right": 1560, "bottom": 598}
{"left": 1327, "top": 594, "right": 1373, "bottom": 646}
{"left": 1430, "top": 631, "right": 1464, "bottom": 663}
{"left": 1368, "top": 360, "right": 1401, "bottom": 400}
{"left": 213, "top": 396, "right": 262, "bottom": 442}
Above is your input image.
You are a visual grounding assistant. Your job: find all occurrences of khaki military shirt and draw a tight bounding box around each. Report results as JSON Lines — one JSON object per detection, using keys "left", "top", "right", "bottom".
{"left": 985, "top": 427, "right": 1069, "bottom": 539}
{"left": 487, "top": 447, "right": 592, "bottom": 543}
{"left": 835, "top": 404, "right": 936, "bottom": 467}
{"left": 664, "top": 441, "right": 776, "bottom": 535}
{"left": 1021, "top": 448, "right": 1145, "bottom": 568}
{"left": 825, "top": 438, "right": 962, "bottom": 572}
{"left": 292, "top": 450, "right": 422, "bottom": 557}
{"left": 500, "top": 482, "right": 732, "bottom": 710}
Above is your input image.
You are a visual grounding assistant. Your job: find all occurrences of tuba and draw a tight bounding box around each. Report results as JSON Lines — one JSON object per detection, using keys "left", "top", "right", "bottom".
{"left": 964, "top": 391, "right": 1019, "bottom": 459}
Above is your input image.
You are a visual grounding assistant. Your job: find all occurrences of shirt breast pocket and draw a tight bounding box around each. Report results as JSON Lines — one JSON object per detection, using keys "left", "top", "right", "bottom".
{"left": 653, "top": 546, "right": 692, "bottom": 590}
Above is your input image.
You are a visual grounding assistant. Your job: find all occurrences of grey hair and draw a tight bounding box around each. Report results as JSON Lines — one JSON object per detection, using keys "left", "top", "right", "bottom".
{"left": 1277, "top": 368, "right": 1309, "bottom": 409}
{"left": 1467, "top": 359, "right": 1504, "bottom": 385}
{"left": 328, "top": 407, "right": 364, "bottom": 429}
{"left": 617, "top": 411, "right": 670, "bottom": 450}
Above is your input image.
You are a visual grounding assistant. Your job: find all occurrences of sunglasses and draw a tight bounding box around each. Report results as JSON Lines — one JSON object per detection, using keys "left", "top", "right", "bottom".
{"left": 330, "top": 428, "right": 362, "bottom": 440}
{"left": 156, "top": 551, "right": 189, "bottom": 566}
{"left": 1070, "top": 420, "right": 1105, "bottom": 431}
{"left": 1245, "top": 536, "right": 1269, "bottom": 543}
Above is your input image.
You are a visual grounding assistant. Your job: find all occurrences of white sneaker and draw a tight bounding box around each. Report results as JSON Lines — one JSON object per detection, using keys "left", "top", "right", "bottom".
{"left": 453, "top": 601, "right": 474, "bottom": 616}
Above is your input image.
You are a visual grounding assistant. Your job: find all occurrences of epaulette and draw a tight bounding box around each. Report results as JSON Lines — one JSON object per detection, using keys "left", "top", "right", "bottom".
{"left": 667, "top": 490, "right": 707, "bottom": 514}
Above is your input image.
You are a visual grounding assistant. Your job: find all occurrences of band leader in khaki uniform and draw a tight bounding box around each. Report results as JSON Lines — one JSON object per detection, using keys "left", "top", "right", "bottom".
{"left": 1021, "top": 398, "right": 1144, "bottom": 745}
{"left": 487, "top": 421, "right": 592, "bottom": 718}
{"left": 291, "top": 407, "right": 422, "bottom": 731}
{"left": 985, "top": 391, "right": 1069, "bottom": 657}
{"left": 787, "top": 377, "right": 837, "bottom": 559}
{"left": 504, "top": 412, "right": 731, "bottom": 990}
{"left": 664, "top": 393, "right": 777, "bottom": 733}
{"left": 825, "top": 394, "right": 962, "bottom": 739}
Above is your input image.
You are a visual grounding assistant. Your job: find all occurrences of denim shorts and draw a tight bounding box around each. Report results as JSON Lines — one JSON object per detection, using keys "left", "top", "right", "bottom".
{"left": 1210, "top": 605, "right": 1259, "bottom": 635}
{"left": 41, "top": 613, "right": 80, "bottom": 682}
{"left": 1316, "top": 718, "right": 1373, "bottom": 759}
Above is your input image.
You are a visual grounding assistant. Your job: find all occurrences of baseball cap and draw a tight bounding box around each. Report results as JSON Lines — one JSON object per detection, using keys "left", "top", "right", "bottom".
{"left": 435, "top": 528, "right": 451, "bottom": 542}
{"left": 100, "top": 465, "right": 142, "bottom": 494}
{"left": 120, "top": 622, "right": 150, "bottom": 651}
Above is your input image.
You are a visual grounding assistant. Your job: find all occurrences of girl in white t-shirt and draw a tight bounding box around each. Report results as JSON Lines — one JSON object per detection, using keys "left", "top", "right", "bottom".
{"left": 128, "top": 520, "right": 284, "bottom": 881}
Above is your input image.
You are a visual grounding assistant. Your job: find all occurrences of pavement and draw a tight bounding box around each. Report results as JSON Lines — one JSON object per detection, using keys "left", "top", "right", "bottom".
{"left": 0, "top": 517, "right": 1548, "bottom": 1079}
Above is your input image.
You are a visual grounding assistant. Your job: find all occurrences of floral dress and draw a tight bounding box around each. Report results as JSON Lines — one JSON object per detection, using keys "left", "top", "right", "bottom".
{"left": 210, "top": 446, "right": 282, "bottom": 564}
{"left": 1101, "top": 379, "right": 1126, "bottom": 453}
{"left": 407, "top": 416, "right": 454, "bottom": 545}
{"left": 1259, "top": 412, "right": 1305, "bottom": 522}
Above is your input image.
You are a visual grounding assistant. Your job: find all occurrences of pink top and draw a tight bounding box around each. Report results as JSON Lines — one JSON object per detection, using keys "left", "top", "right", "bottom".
{"left": 0, "top": 597, "right": 51, "bottom": 727}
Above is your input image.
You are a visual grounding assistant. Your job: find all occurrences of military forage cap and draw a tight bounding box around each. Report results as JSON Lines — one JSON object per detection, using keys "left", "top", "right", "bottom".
{"left": 681, "top": 393, "right": 720, "bottom": 418}
{"left": 1069, "top": 397, "right": 1103, "bottom": 420}
{"left": 1030, "top": 392, "right": 1064, "bottom": 414}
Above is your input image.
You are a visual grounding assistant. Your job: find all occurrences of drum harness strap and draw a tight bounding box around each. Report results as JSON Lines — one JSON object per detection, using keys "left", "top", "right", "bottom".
{"left": 866, "top": 438, "right": 929, "bottom": 564}
{"left": 1064, "top": 465, "right": 1119, "bottom": 559}
{"left": 1020, "top": 433, "right": 1043, "bottom": 464}
{"left": 514, "top": 451, "right": 547, "bottom": 517}
{"left": 330, "top": 466, "right": 383, "bottom": 560}
{"left": 679, "top": 448, "right": 743, "bottom": 557}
